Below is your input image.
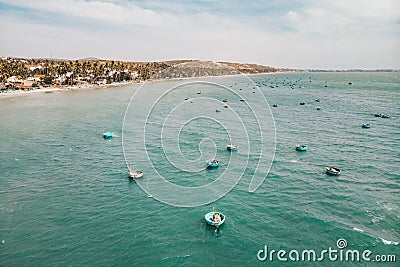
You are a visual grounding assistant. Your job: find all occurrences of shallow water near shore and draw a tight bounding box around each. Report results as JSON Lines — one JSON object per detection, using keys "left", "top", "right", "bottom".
{"left": 0, "top": 72, "right": 399, "bottom": 266}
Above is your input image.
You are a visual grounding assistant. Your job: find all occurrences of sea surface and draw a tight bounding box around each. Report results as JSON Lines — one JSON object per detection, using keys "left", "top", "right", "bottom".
{"left": 0, "top": 72, "right": 399, "bottom": 266}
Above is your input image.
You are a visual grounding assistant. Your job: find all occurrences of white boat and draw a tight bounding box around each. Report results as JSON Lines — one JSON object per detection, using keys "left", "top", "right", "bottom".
{"left": 128, "top": 170, "right": 144, "bottom": 179}
{"left": 326, "top": 166, "right": 341, "bottom": 176}
{"left": 128, "top": 163, "right": 144, "bottom": 179}
{"left": 227, "top": 141, "right": 239, "bottom": 151}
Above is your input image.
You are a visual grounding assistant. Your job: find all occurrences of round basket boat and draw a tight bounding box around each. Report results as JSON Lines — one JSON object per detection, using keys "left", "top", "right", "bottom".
{"left": 205, "top": 211, "right": 226, "bottom": 226}
{"left": 296, "top": 144, "right": 307, "bottom": 151}
{"left": 361, "top": 123, "right": 370, "bottom": 128}
{"left": 206, "top": 160, "right": 219, "bottom": 168}
{"left": 128, "top": 170, "right": 144, "bottom": 179}
{"left": 227, "top": 144, "right": 239, "bottom": 151}
{"left": 326, "top": 166, "right": 341, "bottom": 176}
{"left": 103, "top": 132, "right": 113, "bottom": 139}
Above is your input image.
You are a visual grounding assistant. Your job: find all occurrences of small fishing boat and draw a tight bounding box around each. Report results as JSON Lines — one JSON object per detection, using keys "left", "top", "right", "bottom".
{"left": 103, "top": 132, "right": 113, "bottom": 139}
{"left": 381, "top": 114, "right": 390, "bottom": 118}
{"left": 206, "top": 159, "right": 219, "bottom": 168}
{"left": 222, "top": 99, "right": 228, "bottom": 102}
{"left": 216, "top": 109, "right": 221, "bottom": 112}
{"left": 197, "top": 91, "right": 201, "bottom": 94}
{"left": 296, "top": 144, "right": 307, "bottom": 151}
{"left": 375, "top": 113, "right": 382, "bottom": 117}
{"left": 315, "top": 98, "right": 320, "bottom": 102}
{"left": 361, "top": 123, "right": 370, "bottom": 128}
{"left": 224, "top": 104, "right": 228, "bottom": 108}
{"left": 128, "top": 170, "right": 144, "bottom": 179}
{"left": 128, "top": 163, "right": 144, "bottom": 179}
{"left": 205, "top": 209, "right": 225, "bottom": 227}
{"left": 300, "top": 102, "right": 305, "bottom": 105}
{"left": 227, "top": 141, "right": 239, "bottom": 151}
{"left": 239, "top": 98, "right": 245, "bottom": 102}
{"left": 272, "top": 104, "right": 278, "bottom": 107}
{"left": 316, "top": 107, "right": 323, "bottom": 110}
{"left": 326, "top": 166, "right": 341, "bottom": 176}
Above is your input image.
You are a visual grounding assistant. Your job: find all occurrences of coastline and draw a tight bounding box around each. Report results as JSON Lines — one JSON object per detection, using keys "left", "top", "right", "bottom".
{"left": 0, "top": 70, "right": 301, "bottom": 99}
{"left": 0, "top": 81, "right": 136, "bottom": 99}
{"left": 0, "top": 73, "right": 265, "bottom": 99}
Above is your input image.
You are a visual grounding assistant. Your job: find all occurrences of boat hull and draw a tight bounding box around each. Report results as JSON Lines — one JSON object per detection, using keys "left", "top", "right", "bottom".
{"left": 128, "top": 171, "right": 144, "bottom": 179}
{"left": 227, "top": 145, "right": 238, "bottom": 151}
{"left": 296, "top": 145, "right": 307, "bottom": 151}
{"left": 326, "top": 167, "right": 341, "bottom": 176}
{"left": 205, "top": 212, "right": 225, "bottom": 226}
{"left": 206, "top": 160, "right": 219, "bottom": 168}
{"left": 103, "top": 132, "right": 113, "bottom": 139}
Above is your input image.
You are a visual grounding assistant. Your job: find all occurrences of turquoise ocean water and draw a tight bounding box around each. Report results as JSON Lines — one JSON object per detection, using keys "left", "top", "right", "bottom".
{"left": 0, "top": 72, "right": 399, "bottom": 266}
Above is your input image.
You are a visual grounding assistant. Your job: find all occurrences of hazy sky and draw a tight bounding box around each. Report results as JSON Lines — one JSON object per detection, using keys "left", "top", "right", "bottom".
{"left": 0, "top": 0, "right": 399, "bottom": 69}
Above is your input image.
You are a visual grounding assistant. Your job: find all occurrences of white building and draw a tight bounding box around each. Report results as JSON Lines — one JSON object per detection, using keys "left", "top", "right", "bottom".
{"left": 29, "top": 65, "right": 43, "bottom": 71}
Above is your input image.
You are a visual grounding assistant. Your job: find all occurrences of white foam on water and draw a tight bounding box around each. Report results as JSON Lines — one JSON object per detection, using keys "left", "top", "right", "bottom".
{"left": 379, "top": 237, "right": 399, "bottom": 245}
{"left": 353, "top": 227, "right": 364, "bottom": 232}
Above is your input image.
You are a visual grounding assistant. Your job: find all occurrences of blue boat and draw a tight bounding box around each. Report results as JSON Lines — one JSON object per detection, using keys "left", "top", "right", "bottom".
{"left": 296, "top": 144, "right": 307, "bottom": 151}
{"left": 326, "top": 166, "right": 341, "bottom": 176}
{"left": 216, "top": 109, "right": 221, "bottom": 112}
{"left": 361, "top": 123, "right": 370, "bottom": 128}
{"left": 205, "top": 211, "right": 225, "bottom": 227}
{"left": 103, "top": 132, "right": 113, "bottom": 139}
{"left": 381, "top": 114, "right": 390, "bottom": 118}
{"left": 206, "top": 159, "right": 219, "bottom": 168}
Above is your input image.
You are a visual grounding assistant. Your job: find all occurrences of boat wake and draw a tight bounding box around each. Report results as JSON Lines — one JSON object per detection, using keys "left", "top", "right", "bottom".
{"left": 379, "top": 237, "right": 399, "bottom": 245}
{"left": 162, "top": 254, "right": 191, "bottom": 260}
{"left": 352, "top": 227, "right": 364, "bottom": 233}
{"left": 352, "top": 227, "right": 399, "bottom": 245}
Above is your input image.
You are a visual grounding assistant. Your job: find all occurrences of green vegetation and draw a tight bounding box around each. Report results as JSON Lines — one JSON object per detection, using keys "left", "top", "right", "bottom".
{"left": 0, "top": 57, "right": 280, "bottom": 90}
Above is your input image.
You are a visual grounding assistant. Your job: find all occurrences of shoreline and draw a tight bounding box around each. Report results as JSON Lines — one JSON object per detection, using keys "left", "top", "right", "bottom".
{"left": 0, "top": 81, "right": 136, "bottom": 99}
{"left": 0, "top": 70, "right": 321, "bottom": 99}
{"left": 0, "top": 72, "right": 272, "bottom": 99}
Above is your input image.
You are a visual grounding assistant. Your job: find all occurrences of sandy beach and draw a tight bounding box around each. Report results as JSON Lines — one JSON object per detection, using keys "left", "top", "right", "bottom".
{"left": 0, "top": 81, "right": 136, "bottom": 98}
{"left": 0, "top": 72, "right": 277, "bottom": 99}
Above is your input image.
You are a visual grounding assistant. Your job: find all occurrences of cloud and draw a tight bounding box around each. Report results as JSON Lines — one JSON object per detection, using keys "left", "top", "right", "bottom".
{"left": 0, "top": 0, "right": 398, "bottom": 68}
{"left": 0, "top": 0, "right": 178, "bottom": 27}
